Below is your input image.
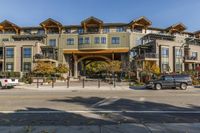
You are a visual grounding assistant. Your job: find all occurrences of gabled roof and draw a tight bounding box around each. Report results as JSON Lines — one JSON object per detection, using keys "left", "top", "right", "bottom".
{"left": 0, "top": 20, "right": 20, "bottom": 29}
{"left": 40, "top": 18, "right": 62, "bottom": 27}
{"left": 81, "top": 16, "right": 103, "bottom": 25}
{"left": 129, "top": 16, "right": 152, "bottom": 27}
{"left": 194, "top": 30, "right": 200, "bottom": 34}
{"left": 166, "top": 23, "right": 186, "bottom": 32}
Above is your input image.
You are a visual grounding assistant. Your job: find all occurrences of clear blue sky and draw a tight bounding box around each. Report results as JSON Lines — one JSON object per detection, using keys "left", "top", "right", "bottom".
{"left": 0, "top": 0, "right": 199, "bottom": 32}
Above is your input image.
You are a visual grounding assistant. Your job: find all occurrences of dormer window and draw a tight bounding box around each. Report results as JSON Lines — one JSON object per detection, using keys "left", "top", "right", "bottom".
{"left": 65, "top": 28, "right": 71, "bottom": 34}
{"left": 116, "top": 27, "right": 125, "bottom": 32}
{"left": 37, "top": 29, "right": 45, "bottom": 35}
{"left": 103, "top": 27, "right": 110, "bottom": 33}
{"left": 77, "top": 28, "right": 84, "bottom": 34}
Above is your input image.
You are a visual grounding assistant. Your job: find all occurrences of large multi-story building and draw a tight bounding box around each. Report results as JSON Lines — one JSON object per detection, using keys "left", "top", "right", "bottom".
{"left": 0, "top": 16, "right": 199, "bottom": 78}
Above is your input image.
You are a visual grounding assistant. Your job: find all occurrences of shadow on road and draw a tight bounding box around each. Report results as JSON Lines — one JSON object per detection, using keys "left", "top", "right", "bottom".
{"left": 1, "top": 98, "right": 200, "bottom": 126}
{"left": 50, "top": 97, "right": 200, "bottom": 123}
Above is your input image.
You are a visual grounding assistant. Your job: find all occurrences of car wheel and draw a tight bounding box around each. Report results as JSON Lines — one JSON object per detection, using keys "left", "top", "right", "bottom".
{"left": 155, "top": 84, "right": 162, "bottom": 90}
{"left": 180, "top": 83, "right": 187, "bottom": 90}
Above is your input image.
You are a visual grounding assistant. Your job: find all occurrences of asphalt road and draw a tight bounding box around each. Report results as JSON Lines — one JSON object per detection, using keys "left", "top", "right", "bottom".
{"left": 0, "top": 86, "right": 200, "bottom": 126}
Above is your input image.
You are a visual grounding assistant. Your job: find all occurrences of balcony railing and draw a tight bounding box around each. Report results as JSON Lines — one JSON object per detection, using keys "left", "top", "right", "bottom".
{"left": 134, "top": 53, "right": 158, "bottom": 60}
{"left": 78, "top": 44, "right": 107, "bottom": 50}
{"left": 34, "top": 54, "right": 57, "bottom": 60}
{"left": 184, "top": 56, "right": 198, "bottom": 61}
{"left": 0, "top": 55, "right": 3, "bottom": 59}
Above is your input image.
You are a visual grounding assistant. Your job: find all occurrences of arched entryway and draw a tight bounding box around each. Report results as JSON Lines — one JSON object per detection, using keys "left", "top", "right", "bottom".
{"left": 75, "top": 55, "right": 111, "bottom": 78}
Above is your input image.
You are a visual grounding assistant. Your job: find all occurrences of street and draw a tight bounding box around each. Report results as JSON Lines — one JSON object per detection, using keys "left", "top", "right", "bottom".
{"left": 0, "top": 86, "right": 200, "bottom": 126}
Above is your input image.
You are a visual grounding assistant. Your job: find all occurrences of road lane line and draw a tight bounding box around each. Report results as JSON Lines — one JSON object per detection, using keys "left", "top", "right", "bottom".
{"left": 1, "top": 110, "right": 200, "bottom": 114}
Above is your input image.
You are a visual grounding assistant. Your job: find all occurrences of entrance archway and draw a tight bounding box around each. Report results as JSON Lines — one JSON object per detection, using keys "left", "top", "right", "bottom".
{"left": 77, "top": 55, "right": 111, "bottom": 77}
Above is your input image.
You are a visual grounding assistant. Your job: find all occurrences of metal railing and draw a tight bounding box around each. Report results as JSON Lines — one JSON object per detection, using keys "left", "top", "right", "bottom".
{"left": 134, "top": 53, "right": 158, "bottom": 59}
{"left": 34, "top": 54, "right": 57, "bottom": 60}
{"left": 78, "top": 44, "right": 107, "bottom": 49}
{"left": 184, "top": 56, "right": 198, "bottom": 60}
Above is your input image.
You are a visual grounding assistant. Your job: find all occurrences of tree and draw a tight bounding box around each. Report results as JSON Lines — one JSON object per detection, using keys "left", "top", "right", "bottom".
{"left": 33, "top": 62, "right": 55, "bottom": 76}
{"left": 55, "top": 63, "right": 69, "bottom": 74}
{"left": 144, "top": 61, "right": 160, "bottom": 76}
{"left": 106, "top": 61, "right": 122, "bottom": 73}
{"left": 86, "top": 61, "right": 108, "bottom": 74}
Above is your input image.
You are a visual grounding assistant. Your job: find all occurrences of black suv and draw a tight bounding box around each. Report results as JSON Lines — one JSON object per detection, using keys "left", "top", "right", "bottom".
{"left": 146, "top": 74, "right": 192, "bottom": 90}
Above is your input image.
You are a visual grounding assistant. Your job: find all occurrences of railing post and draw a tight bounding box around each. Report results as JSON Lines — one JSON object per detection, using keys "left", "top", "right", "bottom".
{"left": 37, "top": 78, "right": 39, "bottom": 88}
{"left": 52, "top": 78, "right": 54, "bottom": 88}
{"left": 82, "top": 78, "right": 85, "bottom": 88}
{"left": 67, "top": 78, "right": 69, "bottom": 88}
{"left": 98, "top": 78, "right": 100, "bottom": 88}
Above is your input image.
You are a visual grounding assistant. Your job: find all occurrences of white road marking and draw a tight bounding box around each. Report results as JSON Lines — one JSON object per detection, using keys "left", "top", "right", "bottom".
{"left": 1, "top": 110, "right": 200, "bottom": 114}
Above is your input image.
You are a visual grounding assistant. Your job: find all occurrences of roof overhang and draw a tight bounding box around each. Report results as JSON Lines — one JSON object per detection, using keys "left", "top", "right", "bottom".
{"left": 166, "top": 23, "right": 186, "bottom": 33}
{"left": 129, "top": 16, "right": 152, "bottom": 28}
{"left": 40, "top": 18, "right": 62, "bottom": 28}
{"left": 0, "top": 20, "right": 20, "bottom": 33}
{"left": 81, "top": 16, "right": 103, "bottom": 28}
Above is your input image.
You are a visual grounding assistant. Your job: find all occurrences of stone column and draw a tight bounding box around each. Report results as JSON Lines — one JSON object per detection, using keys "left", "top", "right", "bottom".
{"left": 73, "top": 55, "right": 78, "bottom": 78}
{"left": 83, "top": 61, "right": 86, "bottom": 76}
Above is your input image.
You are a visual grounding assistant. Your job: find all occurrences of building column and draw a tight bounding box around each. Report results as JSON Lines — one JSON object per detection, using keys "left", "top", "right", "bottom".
{"left": 73, "top": 55, "right": 78, "bottom": 78}
{"left": 83, "top": 61, "right": 86, "bottom": 76}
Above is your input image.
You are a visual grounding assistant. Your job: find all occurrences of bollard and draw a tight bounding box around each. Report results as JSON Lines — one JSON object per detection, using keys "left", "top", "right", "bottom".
{"left": 67, "top": 79, "right": 69, "bottom": 88}
{"left": 113, "top": 76, "right": 116, "bottom": 88}
{"left": 82, "top": 78, "right": 85, "bottom": 88}
{"left": 98, "top": 78, "right": 100, "bottom": 88}
{"left": 37, "top": 78, "right": 39, "bottom": 88}
{"left": 52, "top": 79, "right": 54, "bottom": 88}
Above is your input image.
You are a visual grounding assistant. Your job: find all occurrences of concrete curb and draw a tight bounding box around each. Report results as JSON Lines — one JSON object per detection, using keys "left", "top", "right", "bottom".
{"left": 14, "top": 85, "right": 130, "bottom": 91}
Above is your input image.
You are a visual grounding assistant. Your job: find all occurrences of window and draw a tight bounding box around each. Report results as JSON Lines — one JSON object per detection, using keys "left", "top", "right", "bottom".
{"left": 101, "top": 37, "right": 106, "bottom": 44}
{"left": 164, "top": 76, "right": 173, "bottom": 81}
{"left": 37, "top": 29, "right": 45, "bottom": 35}
{"left": 162, "top": 63, "right": 169, "bottom": 72}
{"left": 49, "top": 39, "right": 56, "bottom": 47}
{"left": 175, "top": 49, "right": 182, "bottom": 57}
{"left": 79, "top": 37, "right": 84, "bottom": 44}
{"left": 23, "top": 62, "right": 31, "bottom": 72}
{"left": 192, "top": 52, "right": 198, "bottom": 58}
{"left": 67, "top": 38, "right": 74, "bottom": 45}
{"left": 2, "top": 38, "right": 9, "bottom": 42}
{"left": 135, "top": 37, "right": 142, "bottom": 45}
{"left": 85, "top": 37, "right": 90, "bottom": 44}
{"left": 94, "top": 37, "right": 100, "bottom": 44}
{"left": 112, "top": 37, "right": 120, "bottom": 44}
{"left": 6, "top": 47, "right": 14, "bottom": 58}
{"left": 77, "top": 28, "right": 84, "bottom": 34}
{"left": 24, "top": 29, "right": 31, "bottom": 34}
{"left": 161, "top": 48, "right": 169, "bottom": 57}
{"left": 6, "top": 63, "right": 14, "bottom": 72}
{"left": 66, "top": 28, "right": 71, "bottom": 33}
{"left": 23, "top": 48, "right": 32, "bottom": 58}
{"left": 103, "top": 28, "right": 110, "bottom": 33}
{"left": 116, "top": 27, "right": 125, "bottom": 32}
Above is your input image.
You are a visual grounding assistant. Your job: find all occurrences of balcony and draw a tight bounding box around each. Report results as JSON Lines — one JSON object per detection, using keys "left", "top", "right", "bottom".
{"left": 0, "top": 55, "right": 3, "bottom": 61}
{"left": 184, "top": 56, "right": 198, "bottom": 63}
{"left": 134, "top": 53, "right": 159, "bottom": 61}
{"left": 34, "top": 54, "right": 58, "bottom": 63}
{"left": 78, "top": 44, "right": 107, "bottom": 50}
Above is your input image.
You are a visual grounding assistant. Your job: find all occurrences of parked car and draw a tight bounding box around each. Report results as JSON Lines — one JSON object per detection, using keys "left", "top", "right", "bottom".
{"left": 146, "top": 74, "right": 192, "bottom": 90}
{"left": 0, "top": 77, "right": 19, "bottom": 88}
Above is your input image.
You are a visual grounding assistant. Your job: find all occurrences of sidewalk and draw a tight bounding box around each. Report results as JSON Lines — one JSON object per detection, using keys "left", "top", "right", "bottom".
{"left": 1, "top": 123, "right": 200, "bottom": 133}
{"left": 14, "top": 84, "right": 130, "bottom": 91}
